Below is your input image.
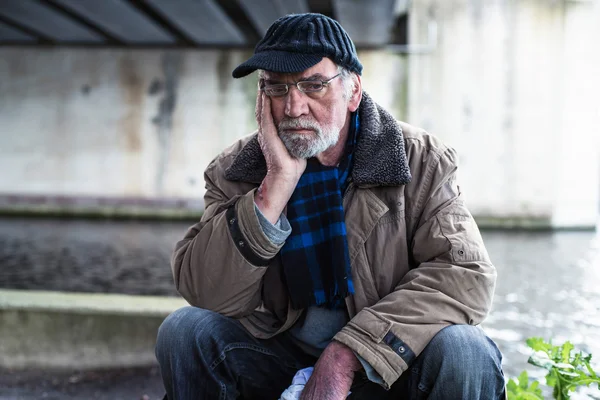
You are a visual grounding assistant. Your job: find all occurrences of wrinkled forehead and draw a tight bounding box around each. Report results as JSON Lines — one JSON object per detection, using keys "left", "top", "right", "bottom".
{"left": 261, "top": 57, "right": 339, "bottom": 81}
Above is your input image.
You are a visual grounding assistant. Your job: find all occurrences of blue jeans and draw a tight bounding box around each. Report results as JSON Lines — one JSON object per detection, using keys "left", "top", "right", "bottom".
{"left": 155, "top": 307, "right": 505, "bottom": 399}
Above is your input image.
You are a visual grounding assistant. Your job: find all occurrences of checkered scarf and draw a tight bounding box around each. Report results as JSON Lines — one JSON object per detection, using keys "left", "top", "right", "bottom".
{"left": 280, "top": 113, "right": 358, "bottom": 310}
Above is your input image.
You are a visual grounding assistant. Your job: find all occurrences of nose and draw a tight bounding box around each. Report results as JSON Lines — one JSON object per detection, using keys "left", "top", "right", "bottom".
{"left": 284, "top": 85, "right": 309, "bottom": 118}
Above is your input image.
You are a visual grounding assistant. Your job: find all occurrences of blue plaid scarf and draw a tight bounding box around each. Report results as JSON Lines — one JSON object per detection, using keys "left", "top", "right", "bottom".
{"left": 280, "top": 113, "right": 359, "bottom": 310}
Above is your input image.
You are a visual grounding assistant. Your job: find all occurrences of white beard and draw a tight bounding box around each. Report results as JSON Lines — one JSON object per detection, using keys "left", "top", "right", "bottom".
{"left": 277, "top": 117, "right": 341, "bottom": 159}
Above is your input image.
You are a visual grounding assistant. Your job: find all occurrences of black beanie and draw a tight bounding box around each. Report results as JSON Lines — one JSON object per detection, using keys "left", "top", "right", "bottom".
{"left": 232, "top": 13, "right": 362, "bottom": 78}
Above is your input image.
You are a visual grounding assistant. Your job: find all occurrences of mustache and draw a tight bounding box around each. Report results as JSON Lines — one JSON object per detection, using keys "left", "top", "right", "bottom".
{"left": 278, "top": 117, "right": 320, "bottom": 132}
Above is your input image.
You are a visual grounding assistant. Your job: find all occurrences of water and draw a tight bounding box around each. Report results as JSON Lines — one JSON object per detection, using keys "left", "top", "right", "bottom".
{"left": 482, "top": 230, "right": 600, "bottom": 395}
{"left": 1, "top": 217, "right": 599, "bottom": 391}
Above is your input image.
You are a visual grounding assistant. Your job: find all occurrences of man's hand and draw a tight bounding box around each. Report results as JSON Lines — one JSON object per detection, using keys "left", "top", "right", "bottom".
{"left": 300, "top": 341, "right": 362, "bottom": 400}
{"left": 254, "top": 92, "right": 307, "bottom": 224}
{"left": 255, "top": 91, "right": 307, "bottom": 180}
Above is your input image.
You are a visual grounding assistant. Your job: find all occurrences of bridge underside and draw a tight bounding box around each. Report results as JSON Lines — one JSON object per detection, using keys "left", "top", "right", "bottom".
{"left": 0, "top": 0, "right": 408, "bottom": 48}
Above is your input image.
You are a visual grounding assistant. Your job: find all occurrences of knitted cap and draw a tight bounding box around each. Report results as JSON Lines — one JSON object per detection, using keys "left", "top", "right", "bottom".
{"left": 232, "top": 13, "right": 362, "bottom": 78}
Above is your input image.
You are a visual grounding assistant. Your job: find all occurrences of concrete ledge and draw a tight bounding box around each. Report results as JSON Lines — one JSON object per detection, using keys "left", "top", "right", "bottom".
{"left": 0, "top": 194, "right": 203, "bottom": 220}
{"left": 474, "top": 215, "right": 554, "bottom": 230}
{"left": 474, "top": 215, "right": 598, "bottom": 231}
{"left": 0, "top": 289, "right": 188, "bottom": 370}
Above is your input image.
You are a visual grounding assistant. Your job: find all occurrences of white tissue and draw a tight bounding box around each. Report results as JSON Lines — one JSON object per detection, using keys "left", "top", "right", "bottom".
{"left": 279, "top": 367, "right": 351, "bottom": 399}
{"left": 279, "top": 367, "right": 314, "bottom": 400}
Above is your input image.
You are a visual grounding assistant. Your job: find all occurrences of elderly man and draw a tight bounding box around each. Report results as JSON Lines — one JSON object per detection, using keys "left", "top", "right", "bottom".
{"left": 156, "top": 13, "right": 505, "bottom": 400}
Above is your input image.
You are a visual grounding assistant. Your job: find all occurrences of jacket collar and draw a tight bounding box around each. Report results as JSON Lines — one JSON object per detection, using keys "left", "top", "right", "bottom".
{"left": 224, "top": 91, "right": 412, "bottom": 187}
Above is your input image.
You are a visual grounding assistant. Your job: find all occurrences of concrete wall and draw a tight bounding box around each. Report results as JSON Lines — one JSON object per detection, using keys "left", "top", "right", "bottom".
{"left": 0, "top": 0, "right": 598, "bottom": 228}
{"left": 407, "top": 0, "right": 600, "bottom": 228}
{"left": 0, "top": 47, "right": 409, "bottom": 210}
{"left": 0, "top": 49, "right": 256, "bottom": 200}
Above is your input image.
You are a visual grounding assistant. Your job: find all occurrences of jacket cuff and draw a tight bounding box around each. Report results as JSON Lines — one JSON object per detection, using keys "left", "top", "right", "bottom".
{"left": 333, "top": 308, "right": 412, "bottom": 389}
{"left": 229, "top": 189, "right": 284, "bottom": 265}
{"left": 254, "top": 203, "right": 292, "bottom": 245}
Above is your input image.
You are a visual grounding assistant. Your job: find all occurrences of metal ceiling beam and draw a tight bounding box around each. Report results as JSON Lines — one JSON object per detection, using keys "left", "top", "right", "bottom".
{"left": 142, "top": 0, "right": 246, "bottom": 45}
{"left": 306, "top": 0, "right": 334, "bottom": 19}
{"left": 332, "top": 0, "right": 396, "bottom": 46}
{"left": 40, "top": 0, "right": 123, "bottom": 44}
{"left": 0, "top": 0, "right": 407, "bottom": 48}
{"left": 0, "top": 13, "right": 53, "bottom": 43}
{"left": 0, "top": 0, "right": 104, "bottom": 43}
{"left": 48, "top": 0, "right": 175, "bottom": 44}
{"left": 238, "top": 0, "right": 309, "bottom": 36}
{"left": 0, "top": 21, "right": 36, "bottom": 42}
{"left": 213, "top": 0, "right": 261, "bottom": 44}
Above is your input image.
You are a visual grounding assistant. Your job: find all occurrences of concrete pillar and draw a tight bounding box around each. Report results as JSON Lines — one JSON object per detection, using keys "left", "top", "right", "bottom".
{"left": 407, "top": 0, "right": 599, "bottom": 229}
{"left": 551, "top": 0, "right": 600, "bottom": 228}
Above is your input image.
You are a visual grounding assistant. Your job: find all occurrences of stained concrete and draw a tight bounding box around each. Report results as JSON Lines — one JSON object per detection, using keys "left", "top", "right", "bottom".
{"left": 0, "top": 0, "right": 598, "bottom": 228}
{"left": 0, "top": 289, "right": 187, "bottom": 370}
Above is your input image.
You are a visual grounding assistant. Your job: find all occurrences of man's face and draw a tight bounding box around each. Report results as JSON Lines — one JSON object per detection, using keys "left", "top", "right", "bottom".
{"left": 260, "top": 58, "right": 352, "bottom": 159}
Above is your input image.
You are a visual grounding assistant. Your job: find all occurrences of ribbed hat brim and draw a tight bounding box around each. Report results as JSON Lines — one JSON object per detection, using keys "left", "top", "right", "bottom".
{"left": 232, "top": 50, "right": 324, "bottom": 78}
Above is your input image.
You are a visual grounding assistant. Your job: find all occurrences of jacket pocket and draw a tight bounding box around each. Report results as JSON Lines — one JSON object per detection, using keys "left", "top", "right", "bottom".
{"left": 351, "top": 248, "right": 381, "bottom": 309}
{"left": 348, "top": 307, "right": 392, "bottom": 343}
{"left": 363, "top": 210, "right": 410, "bottom": 299}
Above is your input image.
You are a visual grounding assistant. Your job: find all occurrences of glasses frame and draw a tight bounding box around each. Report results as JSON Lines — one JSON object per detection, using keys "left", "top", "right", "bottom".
{"left": 260, "top": 73, "right": 342, "bottom": 97}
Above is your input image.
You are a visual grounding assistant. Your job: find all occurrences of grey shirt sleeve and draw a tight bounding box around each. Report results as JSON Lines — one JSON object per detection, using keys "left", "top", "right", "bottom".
{"left": 355, "top": 353, "right": 386, "bottom": 387}
{"left": 253, "top": 203, "right": 292, "bottom": 245}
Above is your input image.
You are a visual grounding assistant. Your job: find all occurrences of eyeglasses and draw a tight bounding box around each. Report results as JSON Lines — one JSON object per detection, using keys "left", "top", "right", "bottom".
{"left": 260, "top": 73, "right": 341, "bottom": 97}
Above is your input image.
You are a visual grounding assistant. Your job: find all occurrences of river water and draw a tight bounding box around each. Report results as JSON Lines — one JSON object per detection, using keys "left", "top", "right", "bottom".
{"left": 1, "top": 217, "right": 599, "bottom": 394}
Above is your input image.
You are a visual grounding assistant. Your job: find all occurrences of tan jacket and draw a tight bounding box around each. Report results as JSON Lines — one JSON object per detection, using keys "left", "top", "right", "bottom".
{"left": 172, "top": 92, "right": 496, "bottom": 389}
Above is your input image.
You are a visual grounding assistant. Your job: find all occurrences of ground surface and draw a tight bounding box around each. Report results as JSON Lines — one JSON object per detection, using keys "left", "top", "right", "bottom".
{"left": 0, "top": 367, "right": 165, "bottom": 400}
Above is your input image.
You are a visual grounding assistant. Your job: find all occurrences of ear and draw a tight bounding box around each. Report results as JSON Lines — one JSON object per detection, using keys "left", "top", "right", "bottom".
{"left": 347, "top": 73, "right": 362, "bottom": 112}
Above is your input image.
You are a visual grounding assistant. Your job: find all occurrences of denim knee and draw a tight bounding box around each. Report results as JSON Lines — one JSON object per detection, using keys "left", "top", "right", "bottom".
{"left": 424, "top": 324, "right": 503, "bottom": 377}
{"left": 413, "top": 325, "right": 505, "bottom": 399}
{"left": 156, "top": 306, "right": 223, "bottom": 359}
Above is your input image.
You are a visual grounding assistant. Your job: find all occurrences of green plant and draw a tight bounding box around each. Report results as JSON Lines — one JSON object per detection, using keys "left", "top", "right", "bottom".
{"left": 507, "top": 337, "right": 600, "bottom": 400}
{"left": 507, "top": 370, "right": 543, "bottom": 399}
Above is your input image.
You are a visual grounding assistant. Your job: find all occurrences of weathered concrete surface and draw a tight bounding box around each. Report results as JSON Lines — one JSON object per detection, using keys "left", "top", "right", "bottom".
{"left": 0, "top": 366, "right": 165, "bottom": 400}
{"left": 1, "top": 0, "right": 599, "bottom": 228}
{"left": 0, "top": 193, "right": 203, "bottom": 219}
{"left": 0, "top": 49, "right": 255, "bottom": 200}
{"left": 0, "top": 289, "right": 187, "bottom": 369}
{"left": 407, "top": 0, "right": 600, "bottom": 229}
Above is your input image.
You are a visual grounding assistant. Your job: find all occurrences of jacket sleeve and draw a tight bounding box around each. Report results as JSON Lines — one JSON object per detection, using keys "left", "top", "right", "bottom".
{"left": 333, "top": 146, "right": 497, "bottom": 388}
{"left": 171, "top": 158, "right": 284, "bottom": 317}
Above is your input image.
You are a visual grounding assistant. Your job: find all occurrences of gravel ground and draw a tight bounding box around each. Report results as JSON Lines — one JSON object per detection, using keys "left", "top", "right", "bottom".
{"left": 0, "top": 367, "right": 165, "bottom": 400}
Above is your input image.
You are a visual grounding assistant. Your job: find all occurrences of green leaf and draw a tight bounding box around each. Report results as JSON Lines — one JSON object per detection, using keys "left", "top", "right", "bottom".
{"left": 583, "top": 358, "right": 597, "bottom": 378}
{"left": 561, "top": 342, "right": 574, "bottom": 363}
{"left": 507, "top": 371, "right": 545, "bottom": 400}
{"left": 519, "top": 371, "right": 530, "bottom": 389}
{"left": 529, "top": 351, "right": 556, "bottom": 370}
{"left": 527, "top": 337, "right": 552, "bottom": 352}
{"left": 555, "top": 363, "right": 575, "bottom": 370}
{"left": 566, "top": 376, "right": 600, "bottom": 388}
{"left": 557, "top": 370, "right": 579, "bottom": 377}
{"left": 546, "top": 373, "right": 557, "bottom": 388}
{"left": 519, "top": 393, "right": 544, "bottom": 400}
{"left": 522, "top": 337, "right": 600, "bottom": 399}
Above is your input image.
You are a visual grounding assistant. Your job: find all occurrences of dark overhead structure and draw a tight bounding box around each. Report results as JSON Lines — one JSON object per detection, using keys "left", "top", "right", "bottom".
{"left": 0, "top": 0, "right": 408, "bottom": 48}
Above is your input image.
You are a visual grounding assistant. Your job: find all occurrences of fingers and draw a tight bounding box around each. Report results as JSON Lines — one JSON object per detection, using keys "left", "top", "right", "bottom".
{"left": 255, "top": 89, "right": 262, "bottom": 126}
{"left": 261, "top": 94, "right": 275, "bottom": 134}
